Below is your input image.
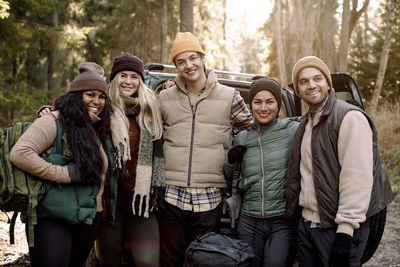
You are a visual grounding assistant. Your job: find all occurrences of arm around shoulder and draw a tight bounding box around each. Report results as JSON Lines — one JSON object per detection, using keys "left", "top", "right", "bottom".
{"left": 10, "top": 115, "right": 71, "bottom": 184}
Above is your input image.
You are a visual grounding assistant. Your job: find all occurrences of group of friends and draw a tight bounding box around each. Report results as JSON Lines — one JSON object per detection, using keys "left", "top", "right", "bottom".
{"left": 9, "top": 31, "right": 393, "bottom": 267}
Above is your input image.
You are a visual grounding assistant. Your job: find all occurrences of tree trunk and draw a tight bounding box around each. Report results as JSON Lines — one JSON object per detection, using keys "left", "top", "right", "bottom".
{"left": 274, "top": 0, "right": 287, "bottom": 85}
{"left": 338, "top": 0, "right": 350, "bottom": 72}
{"left": 180, "top": 0, "right": 193, "bottom": 33}
{"left": 160, "top": 0, "right": 168, "bottom": 63}
{"left": 349, "top": 0, "right": 370, "bottom": 38}
{"left": 367, "top": 0, "right": 394, "bottom": 117}
{"left": 47, "top": 4, "right": 59, "bottom": 91}
{"left": 222, "top": 0, "right": 227, "bottom": 69}
{"left": 317, "top": 0, "right": 338, "bottom": 72}
{"left": 363, "top": 5, "right": 369, "bottom": 62}
{"left": 338, "top": 0, "right": 369, "bottom": 72}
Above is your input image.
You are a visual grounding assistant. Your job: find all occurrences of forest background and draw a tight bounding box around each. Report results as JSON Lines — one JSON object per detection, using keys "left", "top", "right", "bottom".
{"left": 0, "top": 0, "right": 399, "bottom": 193}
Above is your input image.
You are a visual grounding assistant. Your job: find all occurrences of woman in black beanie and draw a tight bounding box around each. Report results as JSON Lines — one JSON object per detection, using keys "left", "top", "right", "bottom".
{"left": 224, "top": 77, "right": 299, "bottom": 267}
{"left": 95, "top": 53, "right": 164, "bottom": 267}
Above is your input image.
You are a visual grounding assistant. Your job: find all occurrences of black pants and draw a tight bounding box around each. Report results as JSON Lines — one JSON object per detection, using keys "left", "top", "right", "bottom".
{"left": 96, "top": 208, "right": 160, "bottom": 267}
{"left": 237, "top": 214, "right": 297, "bottom": 267}
{"left": 297, "top": 217, "right": 370, "bottom": 267}
{"left": 159, "top": 201, "right": 222, "bottom": 267}
{"left": 27, "top": 212, "right": 102, "bottom": 267}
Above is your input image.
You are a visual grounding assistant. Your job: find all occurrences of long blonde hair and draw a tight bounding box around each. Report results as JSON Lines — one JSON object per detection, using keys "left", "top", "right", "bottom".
{"left": 108, "top": 72, "right": 163, "bottom": 140}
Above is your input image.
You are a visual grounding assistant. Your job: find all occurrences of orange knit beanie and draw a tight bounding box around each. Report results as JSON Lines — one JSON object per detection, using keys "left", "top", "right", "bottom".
{"left": 170, "top": 32, "right": 205, "bottom": 61}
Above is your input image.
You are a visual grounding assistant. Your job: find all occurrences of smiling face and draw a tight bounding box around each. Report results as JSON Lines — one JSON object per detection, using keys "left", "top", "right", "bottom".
{"left": 297, "top": 67, "right": 330, "bottom": 112}
{"left": 251, "top": 90, "right": 279, "bottom": 125}
{"left": 82, "top": 90, "right": 106, "bottom": 115}
{"left": 118, "top": 71, "right": 140, "bottom": 97}
{"left": 174, "top": 51, "right": 206, "bottom": 83}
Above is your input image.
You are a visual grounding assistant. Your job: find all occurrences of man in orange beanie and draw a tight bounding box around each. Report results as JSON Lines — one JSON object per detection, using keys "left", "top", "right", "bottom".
{"left": 158, "top": 32, "right": 253, "bottom": 267}
{"left": 285, "top": 56, "right": 393, "bottom": 267}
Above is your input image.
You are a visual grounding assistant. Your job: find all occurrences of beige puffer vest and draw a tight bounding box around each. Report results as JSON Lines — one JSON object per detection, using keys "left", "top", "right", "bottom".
{"left": 160, "top": 70, "right": 234, "bottom": 188}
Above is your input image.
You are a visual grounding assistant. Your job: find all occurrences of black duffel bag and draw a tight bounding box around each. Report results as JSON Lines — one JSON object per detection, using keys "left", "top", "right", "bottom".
{"left": 184, "top": 232, "right": 255, "bottom": 267}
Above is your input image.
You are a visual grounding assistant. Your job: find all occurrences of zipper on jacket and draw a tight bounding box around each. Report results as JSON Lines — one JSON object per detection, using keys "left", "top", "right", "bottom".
{"left": 187, "top": 98, "right": 197, "bottom": 186}
{"left": 257, "top": 125, "right": 265, "bottom": 218}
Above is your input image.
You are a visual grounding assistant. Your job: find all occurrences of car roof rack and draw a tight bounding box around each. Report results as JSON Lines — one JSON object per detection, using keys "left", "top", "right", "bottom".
{"left": 144, "top": 63, "right": 262, "bottom": 80}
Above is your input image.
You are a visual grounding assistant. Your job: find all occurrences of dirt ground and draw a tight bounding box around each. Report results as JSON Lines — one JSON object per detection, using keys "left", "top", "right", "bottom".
{"left": 1, "top": 196, "right": 400, "bottom": 266}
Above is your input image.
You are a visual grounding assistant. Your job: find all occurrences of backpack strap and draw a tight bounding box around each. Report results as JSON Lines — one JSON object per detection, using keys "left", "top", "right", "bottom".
{"left": 6, "top": 122, "right": 31, "bottom": 245}
{"left": 8, "top": 212, "right": 18, "bottom": 244}
{"left": 26, "top": 118, "right": 64, "bottom": 247}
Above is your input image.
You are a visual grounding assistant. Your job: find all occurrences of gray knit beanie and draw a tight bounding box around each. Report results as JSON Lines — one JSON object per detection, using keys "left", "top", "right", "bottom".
{"left": 68, "top": 62, "right": 108, "bottom": 96}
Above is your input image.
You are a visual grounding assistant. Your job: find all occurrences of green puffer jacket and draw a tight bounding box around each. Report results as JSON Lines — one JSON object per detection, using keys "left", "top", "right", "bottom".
{"left": 225, "top": 118, "right": 299, "bottom": 218}
{"left": 37, "top": 119, "right": 118, "bottom": 225}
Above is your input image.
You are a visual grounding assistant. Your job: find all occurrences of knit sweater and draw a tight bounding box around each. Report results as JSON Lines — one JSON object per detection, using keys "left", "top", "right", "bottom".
{"left": 116, "top": 97, "right": 165, "bottom": 217}
{"left": 118, "top": 115, "right": 140, "bottom": 213}
{"left": 9, "top": 111, "right": 108, "bottom": 212}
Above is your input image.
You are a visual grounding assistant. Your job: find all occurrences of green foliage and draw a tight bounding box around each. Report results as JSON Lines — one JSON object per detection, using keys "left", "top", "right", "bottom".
{"left": 349, "top": 1, "right": 400, "bottom": 105}
{"left": 0, "top": 0, "right": 180, "bottom": 127}
{"left": 0, "top": 72, "right": 63, "bottom": 128}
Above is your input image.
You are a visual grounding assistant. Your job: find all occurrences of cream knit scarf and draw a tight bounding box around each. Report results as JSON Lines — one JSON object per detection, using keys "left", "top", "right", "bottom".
{"left": 110, "top": 104, "right": 131, "bottom": 169}
{"left": 121, "top": 95, "right": 165, "bottom": 218}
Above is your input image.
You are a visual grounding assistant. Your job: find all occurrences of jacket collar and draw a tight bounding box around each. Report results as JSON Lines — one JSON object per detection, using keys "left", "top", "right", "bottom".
{"left": 174, "top": 69, "right": 217, "bottom": 101}
{"left": 318, "top": 88, "right": 336, "bottom": 121}
{"left": 251, "top": 117, "right": 278, "bottom": 132}
{"left": 304, "top": 88, "right": 336, "bottom": 126}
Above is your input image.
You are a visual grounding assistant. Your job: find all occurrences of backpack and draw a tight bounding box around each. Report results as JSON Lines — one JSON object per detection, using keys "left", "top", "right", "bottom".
{"left": 0, "top": 122, "right": 48, "bottom": 246}
{"left": 184, "top": 232, "right": 255, "bottom": 267}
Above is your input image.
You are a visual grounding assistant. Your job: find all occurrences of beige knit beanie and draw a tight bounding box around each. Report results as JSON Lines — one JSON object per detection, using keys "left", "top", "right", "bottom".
{"left": 170, "top": 32, "right": 205, "bottom": 61}
{"left": 292, "top": 56, "right": 332, "bottom": 96}
{"left": 69, "top": 62, "right": 108, "bottom": 96}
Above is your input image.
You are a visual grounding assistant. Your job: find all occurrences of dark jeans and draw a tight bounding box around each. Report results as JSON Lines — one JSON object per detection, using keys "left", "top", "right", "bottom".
{"left": 27, "top": 212, "right": 102, "bottom": 267}
{"left": 237, "top": 214, "right": 297, "bottom": 267}
{"left": 159, "top": 201, "right": 222, "bottom": 267}
{"left": 96, "top": 208, "right": 160, "bottom": 267}
{"left": 297, "top": 217, "right": 371, "bottom": 267}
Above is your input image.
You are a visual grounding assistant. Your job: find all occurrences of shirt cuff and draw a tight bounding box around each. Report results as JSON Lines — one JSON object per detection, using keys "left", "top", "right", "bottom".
{"left": 337, "top": 222, "right": 355, "bottom": 237}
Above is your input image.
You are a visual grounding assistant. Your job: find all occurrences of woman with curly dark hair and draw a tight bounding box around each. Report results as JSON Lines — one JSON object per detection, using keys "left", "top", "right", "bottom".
{"left": 10, "top": 62, "right": 118, "bottom": 267}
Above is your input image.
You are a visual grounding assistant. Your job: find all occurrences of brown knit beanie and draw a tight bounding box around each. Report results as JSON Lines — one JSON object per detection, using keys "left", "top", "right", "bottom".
{"left": 292, "top": 56, "right": 332, "bottom": 96}
{"left": 171, "top": 32, "right": 205, "bottom": 61}
{"left": 69, "top": 62, "right": 108, "bottom": 96}
{"left": 249, "top": 77, "right": 282, "bottom": 114}
{"left": 110, "top": 53, "right": 145, "bottom": 82}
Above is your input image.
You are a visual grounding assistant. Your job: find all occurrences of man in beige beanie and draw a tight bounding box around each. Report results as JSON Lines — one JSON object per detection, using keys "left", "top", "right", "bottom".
{"left": 285, "top": 56, "right": 393, "bottom": 267}
{"left": 158, "top": 32, "right": 252, "bottom": 266}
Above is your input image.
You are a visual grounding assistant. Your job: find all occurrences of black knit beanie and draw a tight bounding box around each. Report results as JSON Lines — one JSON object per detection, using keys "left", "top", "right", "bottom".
{"left": 249, "top": 77, "right": 282, "bottom": 113}
{"left": 110, "top": 53, "right": 145, "bottom": 82}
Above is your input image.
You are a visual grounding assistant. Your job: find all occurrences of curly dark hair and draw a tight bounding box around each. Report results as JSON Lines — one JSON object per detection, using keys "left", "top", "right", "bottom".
{"left": 54, "top": 91, "right": 111, "bottom": 184}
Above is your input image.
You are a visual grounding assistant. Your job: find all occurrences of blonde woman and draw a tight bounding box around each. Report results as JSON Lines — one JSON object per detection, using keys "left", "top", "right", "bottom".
{"left": 95, "top": 54, "right": 164, "bottom": 267}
